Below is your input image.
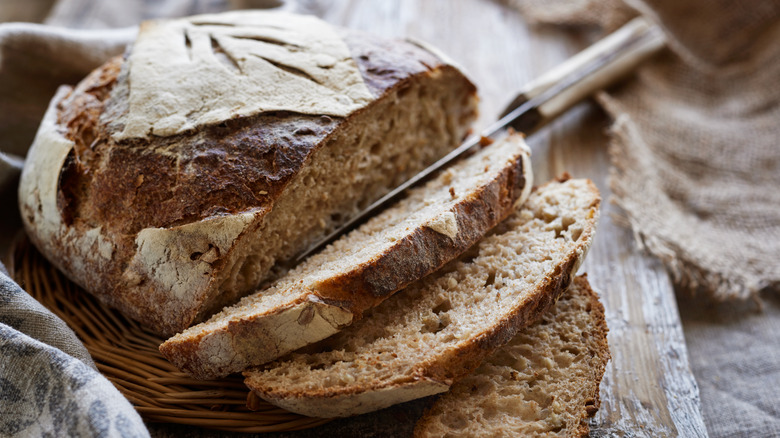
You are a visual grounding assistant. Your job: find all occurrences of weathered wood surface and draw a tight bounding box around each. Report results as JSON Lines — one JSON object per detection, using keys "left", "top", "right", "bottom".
{"left": 301, "top": 1, "right": 708, "bottom": 436}
{"left": 38, "top": 0, "right": 707, "bottom": 436}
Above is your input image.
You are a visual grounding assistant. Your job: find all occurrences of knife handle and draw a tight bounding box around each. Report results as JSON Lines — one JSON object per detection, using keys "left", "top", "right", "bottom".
{"left": 499, "top": 17, "right": 666, "bottom": 134}
{"left": 295, "top": 17, "right": 666, "bottom": 264}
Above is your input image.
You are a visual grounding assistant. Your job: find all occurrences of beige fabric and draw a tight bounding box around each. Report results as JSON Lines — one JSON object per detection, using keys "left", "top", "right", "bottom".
{"left": 502, "top": 0, "right": 638, "bottom": 32}
{"left": 605, "top": 0, "right": 780, "bottom": 301}
{"left": 0, "top": 0, "right": 55, "bottom": 24}
{"left": 514, "top": 0, "right": 780, "bottom": 301}
{"left": 677, "top": 292, "right": 780, "bottom": 437}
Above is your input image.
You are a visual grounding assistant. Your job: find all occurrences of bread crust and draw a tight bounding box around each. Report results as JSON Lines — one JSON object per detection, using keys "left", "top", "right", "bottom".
{"left": 160, "top": 136, "right": 532, "bottom": 379}
{"left": 19, "top": 22, "right": 477, "bottom": 336}
{"left": 243, "top": 179, "right": 601, "bottom": 417}
{"left": 166, "top": 295, "right": 355, "bottom": 379}
{"left": 310, "top": 146, "right": 530, "bottom": 311}
{"left": 243, "top": 250, "right": 585, "bottom": 417}
{"left": 261, "top": 378, "right": 449, "bottom": 419}
{"left": 577, "top": 275, "right": 610, "bottom": 438}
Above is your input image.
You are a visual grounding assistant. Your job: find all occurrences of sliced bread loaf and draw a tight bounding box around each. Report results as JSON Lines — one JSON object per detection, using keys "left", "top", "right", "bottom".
{"left": 18, "top": 11, "right": 478, "bottom": 336}
{"left": 243, "top": 177, "right": 601, "bottom": 417}
{"left": 160, "top": 133, "right": 532, "bottom": 379}
{"left": 413, "top": 275, "right": 610, "bottom": 438}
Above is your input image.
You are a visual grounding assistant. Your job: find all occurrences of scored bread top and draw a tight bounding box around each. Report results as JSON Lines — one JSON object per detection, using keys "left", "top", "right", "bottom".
{"left": 413, "top": 275, "right": 610, "bottom": 438}
{"left": 243, "top": 177, "right": 601, "bottom": 418}
{"left": 53, "top": 22, "right": 456, "bottom": 237}
{"left": 116, "top": 11, "right": 374, "bottom": 140}
{"left": 160, "top": 133, "right": 532, "bottom": 379}
{"left": 18, "top": 10, "right": 478, "bottom": 336}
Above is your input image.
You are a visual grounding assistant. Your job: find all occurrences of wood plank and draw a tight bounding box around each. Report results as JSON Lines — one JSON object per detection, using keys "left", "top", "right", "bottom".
{"left": 537, "top": 103, "right": 708, "bottom": 437}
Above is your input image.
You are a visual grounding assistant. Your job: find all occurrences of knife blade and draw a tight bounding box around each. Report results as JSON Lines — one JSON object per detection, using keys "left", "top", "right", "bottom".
{"left": 294, "top": 17, "right": 665, "bottom": 264}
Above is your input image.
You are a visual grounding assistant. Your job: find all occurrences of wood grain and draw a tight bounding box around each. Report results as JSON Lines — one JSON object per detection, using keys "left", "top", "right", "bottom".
{"left": 305, "top": 1, "right": 709, "bottom": 436}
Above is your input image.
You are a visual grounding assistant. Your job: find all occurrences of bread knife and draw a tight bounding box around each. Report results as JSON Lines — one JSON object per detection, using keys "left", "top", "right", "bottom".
{"left": 295, "top": 17, "right": 666, "bottom": 263}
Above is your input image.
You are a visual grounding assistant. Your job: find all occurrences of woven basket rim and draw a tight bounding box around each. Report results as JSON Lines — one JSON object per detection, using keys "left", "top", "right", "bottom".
{"left": 14, "top": 239, "right": 332, "bottom": 433}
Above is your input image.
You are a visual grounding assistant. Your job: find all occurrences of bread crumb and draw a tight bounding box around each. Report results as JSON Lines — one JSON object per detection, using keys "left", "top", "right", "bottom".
{"left": 425, "top": 212, "right": 458, "bottom": 239}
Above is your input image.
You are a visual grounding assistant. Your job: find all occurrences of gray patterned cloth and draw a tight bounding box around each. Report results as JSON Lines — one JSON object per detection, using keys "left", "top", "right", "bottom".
{"left": 0, "top": 265, "right": 95, "bottom": 369}
{"left": 0, "top": 268, "right": 150, "bottom": 437}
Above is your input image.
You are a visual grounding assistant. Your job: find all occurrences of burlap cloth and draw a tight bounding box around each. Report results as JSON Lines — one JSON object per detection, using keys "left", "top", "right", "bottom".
{"left": 512, "top": 0, "right": 780, "bottom": 301}
{"left": 1, "top": 0, "right": 779, "bottom": 436}
{"left": 509, "top": 0, "right": 780, "bottom": 436}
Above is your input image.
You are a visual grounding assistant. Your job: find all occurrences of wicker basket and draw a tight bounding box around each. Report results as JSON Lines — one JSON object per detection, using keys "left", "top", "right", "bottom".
{"left": 13, "top": 239, "right": 332, "bottom": 433}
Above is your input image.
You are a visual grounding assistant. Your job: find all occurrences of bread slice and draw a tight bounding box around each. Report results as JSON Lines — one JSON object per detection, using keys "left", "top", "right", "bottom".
{"left": 413, "top": 275, "right": 610, "bottom": 438}
{"left": 243, "top": 177, "right": 600, "bottom": 417}
{"left": 160, "top": 133, "right": 533, "bottom": 379}
{"left": 18, "top": 11, "right": 479, "bottom": 336}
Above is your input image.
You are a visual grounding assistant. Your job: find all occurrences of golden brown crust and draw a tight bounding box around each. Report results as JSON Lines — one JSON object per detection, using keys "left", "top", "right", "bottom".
{"left": 245, "top": 370, "right": 450, "bottom": 418}
{"left": 245, "top": 238, "right": 589, "bottom": 402}
{"left": 56, "top": 30, "right": 465, "bottom": 235}
{"left": 160, "top": 293, "right": 354, "bottom": 379}
{"left": 368, "top": 181, "right": 595, "bottom": 390}
{"left": 312, "top": 151, "right": 527, "bottom": 313}
{"left": 159, "top": 136, "right": 530, "bottom": 379}
{"left": 21, "top": 25, "right": 477, "bottom": 336}
{"left": 575, "top": 274, "right": 611, "bottom": 438}
{"left": 426, "top": 249, "right": 582, "bottom": 384}
{"left": 243, "top": 179, "right": 602, "bottom": 417}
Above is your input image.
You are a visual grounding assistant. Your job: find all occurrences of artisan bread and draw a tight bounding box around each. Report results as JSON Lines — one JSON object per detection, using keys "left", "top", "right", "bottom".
{"left": 413, "top": 275, "right": 610, "bottom": 438}
{"left": 243, "top": 177, "right": 600, "bottom": 417}
{"left": 17, "top": 11, "right": 478, "bottom": 336}
{"left": 160, "top": 133, "right": 533, "bottom": 379}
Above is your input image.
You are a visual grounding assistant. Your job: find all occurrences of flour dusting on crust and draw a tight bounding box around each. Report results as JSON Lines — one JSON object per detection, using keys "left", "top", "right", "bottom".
{"left": 115, "top": 11, "right": 373, "bottom": 140}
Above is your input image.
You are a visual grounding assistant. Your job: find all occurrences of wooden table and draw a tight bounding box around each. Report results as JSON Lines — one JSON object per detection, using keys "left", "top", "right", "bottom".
{"left": 290, "top": 1, "right": 708, "bottom": 436}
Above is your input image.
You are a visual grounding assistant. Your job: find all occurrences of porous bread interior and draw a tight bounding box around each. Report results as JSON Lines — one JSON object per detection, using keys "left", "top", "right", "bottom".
{"left": 201, "top": 67, "right": 477, "bottom": 317}
{"left": 304, "top": 134, "right": 522, "bottom": 284}
{"left": 178, "top": 135, "right": 526, "bottom": 334}
{"left": 246, "top": 179, "right": 599, "bottom": 400}
{"left": 414, "top": 276, "right": 609, "bottom": 438}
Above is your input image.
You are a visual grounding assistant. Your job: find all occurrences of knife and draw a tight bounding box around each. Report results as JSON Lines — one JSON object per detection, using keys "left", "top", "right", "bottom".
{"left": 295, "top": 17, "right": 666, "bottom": 264}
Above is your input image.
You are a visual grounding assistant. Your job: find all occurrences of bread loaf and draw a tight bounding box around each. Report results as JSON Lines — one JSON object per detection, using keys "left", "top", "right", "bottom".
{"left": 243, "top": 177, "right": 601, "bottom": 417}
{"left": 18, "top": 11, "right": 478, "bottom": 336}
{"left": 160, "top": 133, "right": 532, "bottom": 379}
{"left": 413, "top": 275, "right": 610, "bottom": 438}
